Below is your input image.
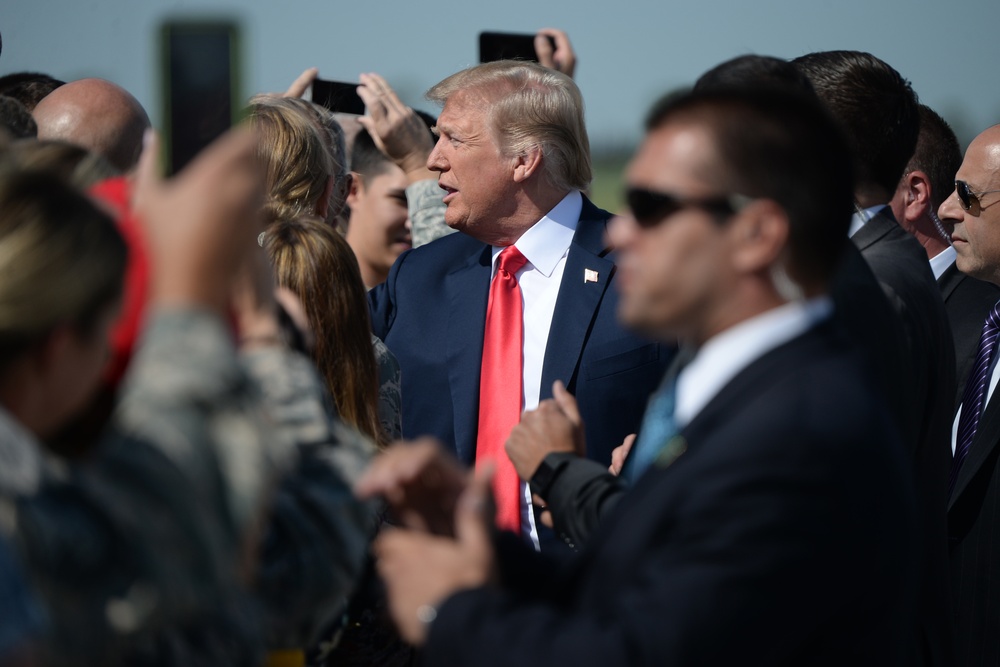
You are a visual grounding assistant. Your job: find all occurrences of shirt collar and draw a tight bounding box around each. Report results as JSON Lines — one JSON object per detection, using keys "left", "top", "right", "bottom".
{"left": 929, "top": 244, "right": 957, "bottom": 281}
{"left": 491, "top": 190, "right": 582, "bottom": 277}
{"left": 674, "top": 297, "right": 833, "bottom": 428}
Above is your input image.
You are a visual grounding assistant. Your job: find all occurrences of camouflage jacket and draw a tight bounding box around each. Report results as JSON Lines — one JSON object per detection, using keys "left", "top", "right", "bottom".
{"left": 406, "top": 179, "right": 454, "bottom": 248}
{"left": 241, "top": 344, "right": 377, "bottom": 649}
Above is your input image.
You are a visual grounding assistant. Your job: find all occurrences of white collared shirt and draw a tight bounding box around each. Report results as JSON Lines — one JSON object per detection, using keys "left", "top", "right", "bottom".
{"left": 490, "top": 190, "right": 582, "bottom": 549}
{"left": 674, "top": 297, "right": 834, "bottom": 429}
{"left": 929, "top": 245, "right": 957, "bottom": 281}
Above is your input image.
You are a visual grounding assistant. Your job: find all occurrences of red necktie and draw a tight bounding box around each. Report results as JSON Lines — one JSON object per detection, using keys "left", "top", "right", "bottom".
{"left": 476, "top": 245, "right": 528, "bottom": 534}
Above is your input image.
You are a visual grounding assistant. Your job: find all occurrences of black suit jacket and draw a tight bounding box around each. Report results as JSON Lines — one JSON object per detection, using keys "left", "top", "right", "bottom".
{"left": 369, "top": 196, "right": 669, "bottom": 471}
{"left": 424, "top": 321, "right": 919, "bottom": 667}
{"left": 850, "top": 209, "right": 955, "bottom": 667}
{"left": 947, "top": 282, "right": 1000, "bottom": 666}
{"left": 938, "top": 262, "right": 1000, "bottom": 410}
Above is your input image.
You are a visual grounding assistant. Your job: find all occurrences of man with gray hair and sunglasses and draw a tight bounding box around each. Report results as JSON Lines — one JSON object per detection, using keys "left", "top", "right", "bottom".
{"left": 937, "top": 123, "right": 1000, "bottom": 666}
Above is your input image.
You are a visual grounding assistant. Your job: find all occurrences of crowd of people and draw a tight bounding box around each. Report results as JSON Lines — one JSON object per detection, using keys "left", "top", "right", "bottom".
{"left": 0, "top": 26, "right": 999, "bottom": 667}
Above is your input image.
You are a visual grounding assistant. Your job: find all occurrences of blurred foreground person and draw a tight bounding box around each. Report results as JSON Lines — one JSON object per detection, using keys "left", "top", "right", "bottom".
{"left": 0, "top": 130, "right": 290, "bottom": 667}
{"left": 358, "top": 87, "right": 919, "bottom": 666}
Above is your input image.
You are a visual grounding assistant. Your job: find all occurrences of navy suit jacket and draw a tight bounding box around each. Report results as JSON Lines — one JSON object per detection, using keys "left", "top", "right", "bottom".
{"left": 369, "top": 197, "right": 670, "bottom": 470}
{"left": 423, "top": 321, "right": 919, "bottom": 667}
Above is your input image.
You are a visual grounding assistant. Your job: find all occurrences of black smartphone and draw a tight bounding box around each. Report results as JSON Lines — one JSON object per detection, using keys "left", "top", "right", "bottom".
{"left": 478, "top": 31, "right": 554, "bottom": 63}
{"left": 311, "top": 79, "right": 366, "bottom": 115}
{"left": 160, "top": 19, "right": 242, "bottom": 175}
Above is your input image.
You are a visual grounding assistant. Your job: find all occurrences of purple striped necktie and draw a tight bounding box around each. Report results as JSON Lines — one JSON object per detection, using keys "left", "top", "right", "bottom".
{"left": 950, "top": 301, "right": 1000, "bottom": 497}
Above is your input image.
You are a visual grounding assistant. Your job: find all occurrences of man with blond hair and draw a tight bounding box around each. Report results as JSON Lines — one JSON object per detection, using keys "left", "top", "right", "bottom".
{"left": 369, "top": 60, "right": 668, "bottom": 550}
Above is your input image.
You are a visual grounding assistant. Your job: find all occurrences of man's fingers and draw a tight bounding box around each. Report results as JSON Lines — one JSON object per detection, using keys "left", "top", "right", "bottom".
{"left": 537, "top": 28, "right": 576, "bottom": 78}
{"left": 455, "top": 466, "right": 494, "bottom": 557}
{"left": 534, "top": 33, "right": 556, "bottom": 69}
{"left": 132, "top": 129, "right": 160, "bottom": 213}
{"left": 552, "top": 380, "right": 582, "bottom": 426}
{"left": 284, "top": 67, "right": 318, "bottom": 98}
{"left": 609, "top": 433, "right": 637, "bottom": 476}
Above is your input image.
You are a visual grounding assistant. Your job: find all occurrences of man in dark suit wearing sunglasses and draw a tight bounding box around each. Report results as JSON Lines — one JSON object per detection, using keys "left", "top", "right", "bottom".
{"left": 938, "top": 124, "right": 1000, "bottom": 666}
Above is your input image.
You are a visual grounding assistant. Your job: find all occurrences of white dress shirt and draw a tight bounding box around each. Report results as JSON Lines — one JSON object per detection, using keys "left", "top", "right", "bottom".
{"left": 674, "top": 297, "right": 834, "bottom": 429}
{"left": 489, "top": 190, "right": 582, "bottom": 548}
{"left": 929, "top": 245, "right": 957, "bottom": 281}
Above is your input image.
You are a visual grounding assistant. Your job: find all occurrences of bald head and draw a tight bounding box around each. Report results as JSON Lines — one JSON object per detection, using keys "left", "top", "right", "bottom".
{"left": 33, "top": 78, "right": 149, "bottom": 173}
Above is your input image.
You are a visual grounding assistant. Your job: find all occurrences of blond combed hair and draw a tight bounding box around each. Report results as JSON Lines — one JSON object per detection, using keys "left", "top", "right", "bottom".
{"left": 427, "top": 60, "right": 592, "bottom": 192}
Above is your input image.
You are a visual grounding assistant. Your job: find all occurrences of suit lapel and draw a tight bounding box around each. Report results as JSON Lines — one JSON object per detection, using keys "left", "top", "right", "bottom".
{"left": 445, "top": 244, "right": 492, "bottom": 465}
{"left": 850, "top": 207, "right": 897, "bottom": 252}
{"left": 938, "top": 263, "right": 964, "bottom": 303}
{"left": 950, "top": 393, "right": 1000, "bottom": 510}
{"left": 539, "top": 199, "right": 614, "bottom": 399}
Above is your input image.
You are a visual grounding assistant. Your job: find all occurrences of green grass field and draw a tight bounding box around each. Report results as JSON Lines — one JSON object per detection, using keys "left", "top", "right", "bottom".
{"left": 589, "top": 152, "right": 631, "bottom": 214}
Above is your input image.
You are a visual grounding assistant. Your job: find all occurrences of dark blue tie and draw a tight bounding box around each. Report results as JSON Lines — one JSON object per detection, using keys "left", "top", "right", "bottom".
{"left": 624, "top": 378, "right": 679, "bottom": 483}
{"left": 951, "top": 301, "right": 1000, "bottom": 497}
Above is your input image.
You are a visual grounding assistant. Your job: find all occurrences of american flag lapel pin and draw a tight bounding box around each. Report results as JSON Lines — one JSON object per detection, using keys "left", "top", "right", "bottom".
{"left": 584, "top": 268, "right": 599, "bottom": 284}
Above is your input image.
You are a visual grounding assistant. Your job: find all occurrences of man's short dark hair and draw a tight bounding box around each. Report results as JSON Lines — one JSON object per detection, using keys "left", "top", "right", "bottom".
{"left": 0, "top": 72, "right": 65, "bottom": 111}
{"left": 0, "top": 96, "right": 37, "bottom": 138}
{"left": 792, "top": 51, "right": 919, "bottom": 196}
{"left": 694, "top": 54, "right": 815, "bottom": 95}
{"left": 908, "top": 105, "right": 962, "bottom": 210}
{"left": 350, "top": 111, "right": 436, "bottom": 179}
{"left": 646, "top": 88, "right": 855, "bottom": 287}
{"left": 350, "top": 128, "right": 393, "bottom": 179}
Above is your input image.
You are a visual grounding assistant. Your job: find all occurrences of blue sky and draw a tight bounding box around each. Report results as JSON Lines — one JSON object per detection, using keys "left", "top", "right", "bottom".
{"left": 4, "top": 0, "right": 999, "bottom": 152}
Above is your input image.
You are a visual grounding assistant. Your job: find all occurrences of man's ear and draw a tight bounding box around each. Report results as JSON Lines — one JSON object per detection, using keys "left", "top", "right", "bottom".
{"left": 512, "top": 146, "right": 543, "bottom": 183}
{"left": 901, "top": 170, "right": 932, "bottom": 224}
{"left": 345, "top": 171, "right": 364, "bottom": 207}
{"left": 730, "top": 199, "right": 789, "bottom": 274}
{"left": 897, "top": 169, "right": 933, "bottom": 225}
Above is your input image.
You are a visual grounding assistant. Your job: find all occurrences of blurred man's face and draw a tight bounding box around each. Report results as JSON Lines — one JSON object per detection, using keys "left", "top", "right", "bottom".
{"left": 609, "top": 122, "right": 738, "bottom": 344}
{"left": 939, "top": 126, "right": 1000, "bottom": 286}
{"left": 346, "top": 164, "right": 411, "bottom": 288}
{"left": 427, "top": 91, "right": 519, "bottom": 243}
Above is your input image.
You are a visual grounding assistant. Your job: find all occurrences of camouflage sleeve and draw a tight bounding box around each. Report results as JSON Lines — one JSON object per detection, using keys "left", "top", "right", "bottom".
{"left": 240, "top": 345, "right": 377, "bottom": 649}
{"left": 372, "top": 336, "right": 402, "bottom": 441}
{"left": 406, "top": 179, "right": 455, "bottom": 248}
{"left": 13, "top": 307, "right": 278, "bottom": 667}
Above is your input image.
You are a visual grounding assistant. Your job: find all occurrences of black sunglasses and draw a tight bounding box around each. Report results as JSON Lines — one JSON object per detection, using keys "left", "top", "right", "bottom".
{"left": 625, "top": 187, "right": 748, "bottom": 228}
{"left": 955, "top": 180, "right": 1000, "bottom": 212}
